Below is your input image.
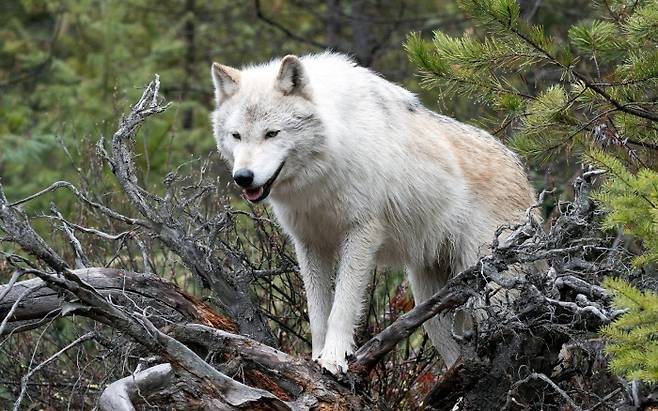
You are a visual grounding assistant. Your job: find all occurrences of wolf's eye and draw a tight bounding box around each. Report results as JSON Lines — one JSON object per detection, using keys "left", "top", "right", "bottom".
{"left": 264, "top": 130, "right": 280, "bottom": 139}
{"left": 231, "top": 132, "right": 241, "bottom": 140}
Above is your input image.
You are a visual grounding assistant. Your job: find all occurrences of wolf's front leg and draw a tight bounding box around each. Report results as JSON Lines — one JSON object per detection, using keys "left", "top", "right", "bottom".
{"left": 318, "top": 222, "right": 382, "bottom": 375}
{"left": 295, "top": 241, "right": 336, "bottom": 360}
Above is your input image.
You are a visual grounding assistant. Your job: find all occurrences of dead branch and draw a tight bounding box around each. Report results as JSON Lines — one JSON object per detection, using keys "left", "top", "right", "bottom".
{"left": 171, "top": 323, "right": 367, "bottom": 409}
{"left": 352, "top": 279, "right": 473, "bottom": 375}
{"left": 103, "top": 75, "right": 275, "bottom": 345}
{"left": 0, "top": 283, "right": 44, "bottom": 336}
{"left": 99, "top": 363, "right": 174, "bottom": 411}
{"left": 0, "top": 184, "right": 70, "bottom": 272}
{"left": 0, "top": 266, "right": 367, "bottom": 409}
{"left": 0, "top": 268, "right": 237, "bottom": 335}
{"left": 504, "top": 373, "right": 582, "bottom": 411}
{"left": 13, "top": 332, "right": 97, "bottom": 411}
{"left": 8, "top": 267, "right": 291, "bottom": 409}
{"left": 8, "top": 180, "right": 147, "bottom": 226}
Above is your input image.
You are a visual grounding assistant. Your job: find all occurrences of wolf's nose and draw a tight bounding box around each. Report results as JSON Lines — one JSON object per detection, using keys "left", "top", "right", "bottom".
{"left": 233, "top": 169, "right": 254, "bottom": 187}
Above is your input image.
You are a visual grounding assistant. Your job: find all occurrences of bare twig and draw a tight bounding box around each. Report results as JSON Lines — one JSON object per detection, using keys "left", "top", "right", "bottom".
{"left": 505, "top": 372, "right": 582, "bottom": 411}
{"left": 0, "top": 270, "right": 23, "bottom": 302}
{"left": 8, "top": 180, "right": 147, "bottom": 227}
{"left": 13, "top": 331, "right": 96, "bottom": 411}
{"left": 352, "top": 275, "right": 473, "bottom": 374}
{"left": 253, "top": 0, "right": 333, "bottom": 51}
{"left": 0, "top": 183, "right": 70, "bottom": 272}
{"left": 51, "top": 204, "right": 90, "bottom": 269}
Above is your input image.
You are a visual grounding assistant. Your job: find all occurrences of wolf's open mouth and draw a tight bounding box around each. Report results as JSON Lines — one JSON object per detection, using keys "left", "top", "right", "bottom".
{"left": 242, "top": 162, "right": 285, "bottom": 203}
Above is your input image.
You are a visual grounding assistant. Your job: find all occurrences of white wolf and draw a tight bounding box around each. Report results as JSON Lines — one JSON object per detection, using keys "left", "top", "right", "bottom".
{"left": 210, "top": 52, "right": 535, "bottom": 374}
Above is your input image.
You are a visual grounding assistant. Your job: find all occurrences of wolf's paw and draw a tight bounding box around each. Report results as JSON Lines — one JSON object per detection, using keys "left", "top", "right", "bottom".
{"left": 316, "top": 355, "right": 349, "bottom": 375}
{"left": 316, "top": 343, "right": 353, "bottom": 375}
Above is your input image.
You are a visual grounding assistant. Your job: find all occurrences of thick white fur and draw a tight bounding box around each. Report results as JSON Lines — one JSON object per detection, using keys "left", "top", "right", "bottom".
{"left": 210, "top": 52, "right": 535, "bottom": 374}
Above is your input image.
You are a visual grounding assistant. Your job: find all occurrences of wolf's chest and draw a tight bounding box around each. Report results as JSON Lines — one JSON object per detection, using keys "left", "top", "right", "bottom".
{"left": 270, "top": 200, "right": 347, "bottom": 250}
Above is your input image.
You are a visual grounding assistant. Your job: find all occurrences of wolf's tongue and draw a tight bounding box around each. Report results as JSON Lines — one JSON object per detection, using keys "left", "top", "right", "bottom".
{"left": 244, "top": 187, "right": 264, "bottom": 202}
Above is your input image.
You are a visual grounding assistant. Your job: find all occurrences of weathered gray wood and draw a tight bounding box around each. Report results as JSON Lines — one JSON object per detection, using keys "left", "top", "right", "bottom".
{"left": 0, "top": 267, "right": 237, "bottom": 335}
{"left": 106, "top": 76, "right": 275, "bottom": 346}
{"left": 173, "top": 324, "right": 369, "bottom": 410}
{"left": 99, "top": 363, "right": 175, "bottom": 411}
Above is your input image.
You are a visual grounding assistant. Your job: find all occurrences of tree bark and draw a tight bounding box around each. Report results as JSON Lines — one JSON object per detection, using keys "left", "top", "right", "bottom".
{"left": 0, "top": 268, "right": 237, "bottom": 335}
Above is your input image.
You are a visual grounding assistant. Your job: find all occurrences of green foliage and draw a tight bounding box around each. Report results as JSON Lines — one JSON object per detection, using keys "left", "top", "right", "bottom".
{"left": 568, "top": 20, "right": 621, "bottom": 60}
{"left": 0, "top": 0, "right": 306, "bottom": 203}
{"left": 405, "top": 0, "right": 658, "bottom": 162}
{"left": 588, "top": 149, "right": 658, "bottom": 266}
{"left": 625, "top": 1, "right": 658, "bottom": 44}
{"left": 600, "top": 277, "right": 658, "bottom": 383}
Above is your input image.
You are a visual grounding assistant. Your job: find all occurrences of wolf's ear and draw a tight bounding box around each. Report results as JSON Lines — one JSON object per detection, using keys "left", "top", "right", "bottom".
{"left": 211, "top": 62, "right": 240, "bottom": 105}
{"left": 276, "top": 55, "right": 310, "bottom": 98}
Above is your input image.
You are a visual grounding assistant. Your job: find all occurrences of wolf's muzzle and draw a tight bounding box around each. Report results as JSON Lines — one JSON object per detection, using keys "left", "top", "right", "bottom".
{"left": 241, "top": 161, "right": 285, "bottom": 203}
{"left": 233, "top": 168, "right": 254, "bottom": 187}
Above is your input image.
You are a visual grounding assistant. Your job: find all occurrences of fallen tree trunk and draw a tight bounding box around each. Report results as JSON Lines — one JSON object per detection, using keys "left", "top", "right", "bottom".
{"left": 0, "top": 268, "right": 237, "bottom": 336}
{"left": 0, "top": 267, "right": 370, "bottom": 409}
{"left": 171, "top": 323, "right": 366, "bottom": 409}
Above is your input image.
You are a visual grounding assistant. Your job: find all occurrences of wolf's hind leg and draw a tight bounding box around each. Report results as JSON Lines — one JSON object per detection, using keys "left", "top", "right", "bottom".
{"left": 407, "top": 264, "right": 462, "bottom": 367}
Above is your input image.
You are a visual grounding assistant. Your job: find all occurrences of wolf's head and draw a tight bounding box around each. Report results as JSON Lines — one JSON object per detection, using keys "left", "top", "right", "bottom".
{"left": 210, "top": 55, "right": 325, "bottom": 203}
